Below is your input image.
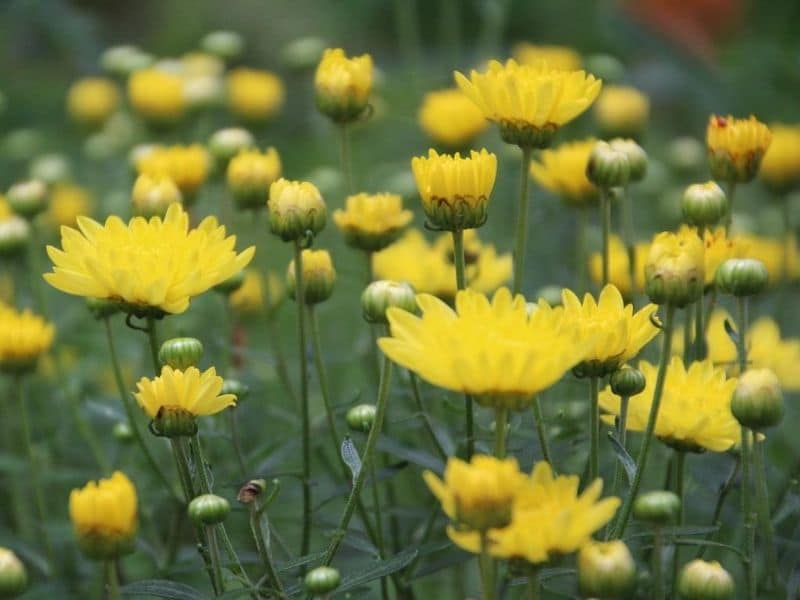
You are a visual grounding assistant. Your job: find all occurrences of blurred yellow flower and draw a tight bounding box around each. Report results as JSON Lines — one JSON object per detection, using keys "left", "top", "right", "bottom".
{"left": 588, "top": 235, "right": 648, "bottom": 298}
{"left": 333, "top": 192, "right": 413, "bottom": 251}
{"left": 454, "top": 59, "right": 602, "bottom": 147}
{"left": 760, "top": 124, "right": 800, "bottom": 192}
{"left": 230, "top": 269, "right": 284, "bottom": 316}
{"left": 226, "top": 67, "right": 285, "bottom": 122}
{"left": 418, "top": 88, "right": 487, "bottom": 149}
{"left": 707, "top": 115, "right": 771, "bottom": 183}
{"left": 599, "top": 358, "right": 739, "bottom": 452}
{"left": 136, "top": 144, "right": 210, "bottom": 202}
{"left": 227, "top": 148, "right": 282, "bottom": 210}
{"left": 128, "top": 68, "right": 186, "bottom": 124}
{"left": 44, "top": 203, "right": 255, "bottom": 315}
{"left": 135, "top": 365, "right": 235, "bottom": 419}
{"left": 0, "top": 304, "right": 54, "bottom": 373}
{"left": 66, "top": 77, "right": 120, "bottom": 127}
{"left": 593, "top": 85, "right": 649, "bottom": 138}
{"left": 699, "top": 226, "right": 749, "bottom": 285}
{"left": 739, "top": 234, "right": 799, "bottom": 284}
{"left": 512, "top": 43, "right": 582, "bottom": 70}
{"left": 46, "top": 183, "right": 92, "bottom": 228}
{"left": 181, "top": 51, "right": 224, "bottom": 77}
{"left": 530, "top": 139, "right": 598, "bottom": 207}
{"left": 379, "top": 287, "right": 585, "bottom": 410}
{"left": 314, "top": 48, "right": 373, "bottom": 122}
{"left": 69, "top": 471, "right": 137, "bottom": 559}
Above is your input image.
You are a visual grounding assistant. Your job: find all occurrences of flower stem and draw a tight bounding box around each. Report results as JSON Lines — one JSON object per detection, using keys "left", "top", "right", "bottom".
{"left": 741, "top": 427, "right": 757, "bottom": 599}
{"left": 248, "top": 502, "right": 285, "bottom": 598}
{"left": 170, "top": 438, "right": 195, "bottom": 501}
{"left": 308, "top": 306, "right": 345, "bottom": 465}
{"left": 611, "top": 304, "right": 676, "bottom": 539}
{"left": 228, "top": 409, "right": 247, "bottom": 477}
{"left": 340, "top": 123, "right": 354, "bottom": 196}
{"left": 611, "top": 394, "right": 630, "bottom": 498}
{"left": 513, "top": 146, "right": 533, "bottom": 295}
{"left": 494, "top": 407, "right": 508, "bottom": 458}
{"left": 530, "top": 396, "right": 553, "bottom": 468}
{"left": 106, "top": 560, "right": 121, "bottom": 600}
{"left": 206, "top": 525, "right": 225, "bottom": 594}
{"left": 145, "top": 316, "right": 161, "bottom": 374}
{"left": 526, "top": 571, "right": 540, "bottom": 600}
{"left": 736, "top": 297, "right": 748, "bottom": 373}
{"left": 478, "top": 531, "right": 496, "bottom": 600}
{"left": 408, "top": 372, "right": 448, "bottom": 460}
{"left": 696, "top": 456, "right": 740, "bottom": 559}
{"left": 753, "top": 435, "right": 779, "bottom": 587}
{"left": 452, "top": 228, "right": 475, "bottom": 460}
{"left": 671, "top": 451, "right": 686, "bottom": 588}
{"left": 369, "top": 460, "right": 389, "bottom": 600}
{"left": 683, "top": 305, "right": 694, "bottom": 364}
{"left": 621, "top": 185, "right": 635, "bottom": 289}
{"left": 576, "top": 208, "right": 588, "bottom": 293}
{"left": 589, "top": 376, "right": 600, "bottom": 481}
{"left": 725, "top": 181, "right": 737, "bottom": 235}
{"left": 600, "top": 187, "right": 612, "bottom": 286}
{"left": 694, "top": 293, "right": 706, "bottom": 360}
{"left": 653, "top": 527, "right": 665, "bottom": 600}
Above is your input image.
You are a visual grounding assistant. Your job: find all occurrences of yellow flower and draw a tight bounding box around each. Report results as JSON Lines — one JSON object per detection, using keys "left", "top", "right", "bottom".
{"left": 454, "top": 59, "right": 602, "bottom": 147}
{"left": 699, "top": 226, "right": 749, "bottom": 285}
{"left": 760, "top": 124, "right": 800, "bottom": 192}
{"left": 563, "top": 284, "right": 659, "bottom": 377}
{"left": 379, "top": 287, "right": 585, "bottom": 410}
{"left": 411, "top": 149, "right": 497, "bottom": 231}
{"left": 181, "top": 52, "right": 224, "bottom": 77}
{"left": 512, "top": 43, "right": 582, "bottom": 70}
{"left": 136, "top": 144, "right": 210, "bottom": 202}
{"left": 707, "top": 115, "right": 772, "bottom": 183}
{"left": 227, "top": 148, "right": 282, "bottom": 210}
{"left": 418, "top": 88, "right": 487, "bottom": 149}
{"left": 314, "top": 48, "right": 373, "bottom": 123}
{"left": 66, "top": 78, "right": 120, "bottom": 127}
{"left": 644, "top": 229, "right": 705, "bottom": 307}
{"left": 46, "top": 183, "right": 92, "bottom": 228}
{"left": 268, "top": 178, "right": 327, "bottom": 242}
{"left": 127, "top": 68, "right": 186, "bottom": 124}
{"left": 135, "top": 365, "right": 235, "bottom": 418}
{"left": 44, "top": 203, "right": 255, "bottom": 316}
{"left": 131, "top": 174, "right": 183, "bottom": 218}
{"left": 230, "top": 269, "right": 284, "bottom": 316}
{"left": 599, "top": 358, "right": 739, "bottom": 452}
{"left": 333, "top": 192, "right": 413, "bottom": 251}
{"left": 286, "top": 249, "right": 336, "bottom": 305}
{"left": 423, "top": 455, "right": 526, "bottom": 531}
{"left": 738, "top": 234, "right": 799, "bottom": 284}
{"left": 588, "top": 235, "right": 648, "bottom": 298}
{"left": 69, "top": 471, "right": 137, "bottom": 559}
{"left": 226, "top": 67, "right": 285, "bottom": 122}
{"left": 0, "top": 304, "right": 54, "bottom": 373}
{"left": 593, "top": 85, "right": 649, "bottom": 138}
{"left": 529, "top": 139, "right": 598, "bottom": 207}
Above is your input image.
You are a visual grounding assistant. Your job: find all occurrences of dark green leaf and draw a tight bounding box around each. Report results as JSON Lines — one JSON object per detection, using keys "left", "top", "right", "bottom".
{"left": 724, "top": 318, "right": 739, "bottom": 344}
{"left": 607, "top": 432, "right": 636, "bottom": 486}
{"left": 334, "top": 548, "right": 418, "bottom": 595}
{"left": 341, "top": 436, "right": 361, "bottom": 483}
{"left": 120, "top": 579, "right": 209, "bottom": 599}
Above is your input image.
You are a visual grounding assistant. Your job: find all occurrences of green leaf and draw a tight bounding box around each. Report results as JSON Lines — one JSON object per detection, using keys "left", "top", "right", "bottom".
{"left": 276, "top": 550, "right": 326, "bottom": 574}
{"left": 377, "top": 436, "right": 444, "bottom": 472}
{"left": 607, "top": 432, "right": 636, "bottom": 486}
{"left": 334, "top": 548, "right": 418, "bottom": 595}
{"left": 120, "top": 579, "right": 209, "bottom": 599}
{"left": 341, "top": 436, "right": 361, "bottom": 483}
{"left": 724, "top": 318, "right": 739, "bottom": 344}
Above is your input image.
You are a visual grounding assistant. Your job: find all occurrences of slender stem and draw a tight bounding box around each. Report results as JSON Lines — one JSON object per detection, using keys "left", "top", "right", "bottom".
{"left": 479, "top": 532, "right": 496, "bottom": 600}
{"left": 611, "top": 304, "right": 675, "bottom": 539}
{"left": 321, "top": 352, "right": 393, "bottom": 566}
{"left": 369, "top": 461, "right": 389, "bottom": 600}
{"left": 217, "top": 525, "right": 253, "bottom": 589}
{"left": 741, "top": 427, "right": 757, "bottom": 599}
{"left": 621, "top": 185, "right": 634, "bottom": 291}
{"left": 672, "top": 451, "right": 686, "bottom": 588}
{"left": 170, "top": 439, "right": 195, "bottom": 501}
{"left": 513, "top": 146, "right": 533, "bottom": 294}
{"left": 530, "top": 396, "right": 553, "bottom": 468}
{"left": 683, "top": 304, "right": 694, "bottom": 364}
{"left": 106, "top": 560, "right": 121, "bottom": 600}
{"left": 696, "top": 457, "right": 740, "bottom": 559}
{"left": 576, "top": 208, "right": 588, "bottom": 293}
{"left": 190, "top": 434, "right": 212, "bottom": 494}
{"left": 0, "top": 389, "right": 29, "bottom": 537}
{"left": 392, "top": 0, "right": 421, "bottom": 67}
{"left": 339, "top": 123, "right": 354, "bottom": 196}
{"left": 725, "top": 181, "right": 737, "bottom": 235}
{"left": 694, "top": 292, "right": 706, "bottom": 360}
{"left": 753, "top": 436, "right": 778, "bottom": 586}
{"left": 526, "top": 571, "right": 540, "bottom": 600}
{"left": 452, "top": 228, "right": 474, "bottom": 460}
{"left": 308, "top": 307, "right": 345, "bottom": 464}
{"left": 736, "top": 297, "right": 748, "bottom": 374}
{"left": 589, "top": 377, "right": 600, "bottom": 481}
{"left": 145, "top": 316, "right": 161, "bottom": 374}
{"left": 229, "top": 409, "right": 247, "bottom": 477}
{"left": 408, "top": 372, "right": 448, "bottom": 460}
{"left": 783, "top": 197, "right": 792, "bottom": 283}
{"left": 611, "top": 395, "right": 630, "bottom": 498}
{"left": 601, "top": 187, "right": 612, "bottom": 286}
{"left": 494, "top": 407, "right": 508, "bottom": 458}
{"left": 265, "top": 314, "right": 298, "bottom": 407}
{"left": 653, "top": 528, "right": 665, "bottom": 600}
{"left": 206, "top": 525, "right": 225, "bottom": 594}
{"left": 248, "top": 503, "right": 285, "bottom": 598}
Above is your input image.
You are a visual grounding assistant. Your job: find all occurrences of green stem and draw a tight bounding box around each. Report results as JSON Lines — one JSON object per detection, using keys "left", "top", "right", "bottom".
{"left": 145, "top": 316, "right": 161, "bottom": 374}
{"left": 265, "top": 314, "right": 298, "bottom": 407}
{"left": 683, "top": 304, "right": 694, "bottom": 364}
{"left": 294, "top": 240, "right": 312, "bottom": 561}
{"left": 600, "top": 187, "right": 612, "bottom": 286}
{"left": 170, "top": 438, "right": 195, "bottom": 501}
{"left": 695, "top": 292, "right": 706, "bottom": 360}
{"left": 248, "top": 503, "right": 285, "bottom": 598}
{"left": 741, "top": 427, "right": 757, "bottom": 600}
{"left": 611, "top": 395, "right": 630, "bottom": 498}
{"left": 217, "top": 525, "right": 252, "bottom": 589}
{"left": 736, "top": 297, "right": 748, "bottom": 374}
{"left": 229, "top": 409, "right": 247, "bottom": 477}
{"left": 696, "top": 457, "right": 740, "bottom": 559}
{"left": 0, "top": 389, "right": 29, "bottom": 538}
{"left": 576, "top": 208, "right": 588, "bottom": 293}
{"left": 206, "top": 525, "right": 225, "bottom": 595}
{"left": 653, "top": 528, "right": 665, "bottom": 600}
{"left": 494, "top": 407, "right": 508, "bottom": 458}
{"left": 589, "top": 377, "right": 600, "bottom": 481}
{"left": 530, "top": 396, "right": 553, "bottom": 468}
{"left": 106, "top": 560, "right": 121, "bottom": 600}
{"left": 479, "top": 531, "right": 496, "bottom": 600}
{"left": 369, "top": 461, "right": 389, "bottom": 600}
{"left": 452, "top": 228, "right": 474, "bottom": 460}
{"left": 408, "top": 372, "right": 448, "bottom": 460}
{"left": 513, "top": 146, "right": 533, "bottom": 294}
{"left": 753, "top": 436, "right": 779, "bottom": 587}
{"left": 783, "top": 197, "right": 792, "bottom": 283}
{"left": 526, "top": 571, "right": 540, "bottom": 600}
{"left": 340, "top": 123, "right": 354, "bottom": 196}
{"left": 190, "top": 434, "right": 212, "bottom": 494}
{"left": 308, "top": 306, "right": 345, "bottom": 465}
{"left": 621, "top": 185, "right": 634, "bottom": 290}
{"left": 611, "top": 304, "right": 676, "bottom": 539}
{"left": 725, "top": 180, "right": 737, "bottom": 235}
{"left": 672, "top": 451, "right": 686, "bottom": 589}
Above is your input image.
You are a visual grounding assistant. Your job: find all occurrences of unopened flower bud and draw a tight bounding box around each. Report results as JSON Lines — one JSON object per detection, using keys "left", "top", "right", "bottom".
{"left": 151, "top": 406, "right": 197, "bottom": 438}
{"left": 221, "top": 379, "right": 249, "bottom": 400}
{"left": 29, "top": 153, "right": 71, "bottom": 185}
{"left": 609, "top": 138, "right": 647, "bottom": 182}
{"left": 681, "top": 182, "right": 727, "bottom": 228}
{"left": 586, "top": 141, "right": 631, "bottom": 188}
{"left": 237, "top": 479, "right": 267, "bottom": 504}
{"left": 677, "top": 559, "right": 734, "bottom": 600}
{"left": 644, "top": 230, "right": 705, "bottom": 307}
{"left": 287, "top": 249, "right": 335, "bottom": 305}
{"left": 188, "top": 494, "right": 230, "bottom": 525}
{"left": 159, "top": 337, "right": 204, "bottom": 370}
{"left": 315, "top": 48, "right": 373, "bottom": 124}
{"left": 227, "top": 148, "right": 282, "bottom": 211}
{"left": 305, "top": 566, "right": 341, "bottom": 595}
{"left": 578, "top": 540, "right": 636, "bottom": 599}
{"left": 610, "top": 366, "right": 646, "bottom": 397}
{"left": 280, "top": 36, "right": 326, "bottom": 71}
{"left": 707, "top": 115, "right": 771, "bottom": 184}
{"left": 634, "top": 490, "right": 680, "bottom": 526}
{"left": 361, "top": 280, "right": 417, "bottom": 324}
{"left": 0, "top": 548, "right": 27, "bottom": 597}
{"left": 101, "top": 45, "right": 153, "bottom": 77}
{"left": 347, "top": 404, "right": 377, "bottom": 433}
{"left": 201, "top": 31, "right": 245, "bottom": 61}
{"left": 214, "top": 270, "right": 246, "bottom": 295}
{"left": 131, "top": 174, "right": 182, "bottom": 218}
{"left": 731, "top": 369, "right": 783, "bottom": 430}
{"left": 0, "top": 214, "right": 29, "bottom": 257}
{"left": 715, "top": 258, "right": 768, "bottom": 297}
{"left": 112, "top": 421, "right": 134, "bottom": 443}
{"left": 7, "top": 180, "right": 47, "bottom": 219}
{"left": 208, "top": 127, "right": 255, "bottom": 167}
{"left": 268, "top": 179, "right": 326, "bottom": 242}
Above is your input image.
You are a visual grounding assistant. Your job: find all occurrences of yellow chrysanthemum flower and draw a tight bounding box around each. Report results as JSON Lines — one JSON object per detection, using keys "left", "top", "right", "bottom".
{"left": 314, "top": 48, "right": 373, "bottom": 123}
{"left": 227, "top": 148, "right": 282, "bottom": 210}
{"left": 0, "top": 304, "right": 54, "bottom": 373}
{"left": 530, "top": 139, "right": 598, "bottom": 207}
{"left": 707, "top": 115, "right": 772, "bottom": 183}
{"left": 66, "top": 77, "right": 120, "bottom": 127}
{"left": 512, "top": 43, "right": 582, "bottom": 70}
{"left": 599, "top": 358, "right": 739, "bottom": 452}
{"left": 454, "top": 59, "right": 602, "bottom": 147}
{"left": 411, "top": 149, "right": 497, "bottom": 231}
{"left": 563, "top": 284, "right": 659, "bottom": 376}
{"left": 588, "top": 235, "right": 648, "bottom": 298}
{"left": 226, "top": 67, "right": 285, "bottom": 122}
{"left": 230, "top": 269, "right": 284, "bottom": 316}
{"left": 135, "top": 365, "right": 235, "bottom": 419}
{"left": 418, "top": 88, "right": 487, "bottom": 149}
{"left": 423, "top": 455, "right": 526, "bottom": 532}
{"left": 593, "top": 85, "right": 649, "bottom": 139}
{"left": 286, "top": 248, "right": 336, "bottom": 305}
{"left": 379, "top": 287, "right": 585, "bottom": 410}
{"left": 136, "top": 144, "right": 210, "bottom": 202}
{"left": 44, "top": 203, "right": 255, "bottom": 316}
{"left": 127, "top": 68, "right": 186, "bottom": 124}
{"left": 333, "top": 192, "right": 413, "bottom": 252}
{"left": 644, "top": 229, "right": 705, "bottom": 307}
{"left": 759, "top": 124, "right": 800, "bottom": 192}
{"left": 69, "top": 471, "right": 137, "bottom": 559}
{"left": 698, "top": 226, "right": 750, "bottom": 285}
{"left": 46, "top": 183, "right": 92, "bottom": 228}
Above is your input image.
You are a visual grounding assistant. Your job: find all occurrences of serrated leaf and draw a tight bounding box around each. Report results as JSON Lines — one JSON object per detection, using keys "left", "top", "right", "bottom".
{"left": 607, "top": 432, "right": 636, "bottom": 486}
{"left": 724, "top": 318, "right": 739, "bottom": 344}
{"left": 120, "top": 579, "right": 208, "bottom": 599}
{"left": 341, "top": 436, "right": 361, "bottom": 483}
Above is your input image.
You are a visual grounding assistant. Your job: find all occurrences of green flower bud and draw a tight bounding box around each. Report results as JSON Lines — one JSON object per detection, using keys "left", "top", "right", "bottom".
{"left": 0, "top": 215, "right": 29, "bottom": 257}
{"left": 731, "top": 368, "right": 784, "bottom": 430}
{"left": 158, "top": 337, "right": 204, "bottom": 370}
{"left": 7, "top": 180, "right": 47, "bottom": 219}
{"left": 346, "top": 404, "right": 377, "bottom": 433}
{"left": 681, "top": 182, "right": 728, "bottom": 228}
{"left": 208, "top": 127, "right": 255, "bottom": 168}
{"left": 268, "top": 179, "right": 327, "bottom": 243}
{"left": 101, "top": 45, "right": 153, "bottom": 77}
{"left": 586, "top": 141, "right": 631, "bottom": 189}
{"left": 667, "top": 137, "right": 705, "bottom": 175}
{"left": 280, "top": 36, "right": 326, "bottom": 71}
{"left": 610, "top": 366, "right": 646, "bottom": 397}
{"left": 677, "top": 559, "right": 734, "bottom": 600}
{"left": 201, "top": 31, "right": 245, "bottom": 61}
{"left": 304, "top": 566, "right": 341, "bottom": 595}
{"left": 499, "top": 122, "right": 557, "bottom": 149}
{"left": 361, "top": 280, "right": 417, "bottom": 324}
{"left": 85, "top": 297, "right": 120, "bottom": 320}
{"left": 0, "top": 548, "right": 27, "bottom": 598}
{"left": 715, "top": 258, "right": 769, "bottom": 297}
{"left": 633, "top": 490, "right": 680, "bottom": 526}
{"left": 150, "top": 406, "right": 197, "bottom": 438}
{"left": 578, "top": 540, "right": 636, "bottom": 599}
{"left": 214, "top": 270, "right": 246, "bottom": 295}
{"left": 112, "top": 422, "right": 134, "bottom": 443}
{"left": 287, "top": 249, "right": 335, "bottom": 305}
{"left": 609, "top": 138, "right": 647, "bottom": 182}
{"left": 188, "top": 494, "right": 230, "bottom": 526}
{"left": 237, "top": 479, "right": 267, "bottom": 504}
{"left": 29, "top": 153, "right": 71, "bottom": 186}
{"left": 221, "top": 379, "right": 249, "bottom": 401}
{"left": 644, "top": 230, "right": 705, "bottom": 308}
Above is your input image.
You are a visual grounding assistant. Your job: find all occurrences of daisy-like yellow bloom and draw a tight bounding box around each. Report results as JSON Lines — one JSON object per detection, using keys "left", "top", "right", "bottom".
{"left": 644, "top": 229, "right": 705, "bottom": 307}
{"left": 411, "top": 149, "right": 497, "bottom": 231}
{"left": 0, "top": 304, "right": 55, "bottom": 373}
{"left": 69, "top": 471, "right": 137, "bottom": 559}
{"left": 418, "top": 88, "right": 487, "bottom": 149}
{"left": 127, "top": 68, "right": 186, "bottom": 124}
{"left": 66, "top": 77, "right": 120, "bottom": 128}
{"left": 563, "top": 284, "right": 659, "bottom": 377}
{"left": 512, "top": 43, "right": 582, "bottom": 70}
{"left": 227, "top": 148, "right": 282, "bottom": 210}
{"left": 44, "top": 203, "right": 255, "bottom": 316}
{"left": 46, "top": 183, "right": 92, "bottom": 228}
{"left": 333, "top": 192, "right": 413, "bottom": 251}
{"left": 760, "top": 124, "right": 800, "bottom": 193}
{"left": 593, "top": 85, "right": 649, "bottom": 139}
{"left": 136, "top": 144, "right": 210, "bottom": 203}
{"left": 599, "top": 358, "right": 739, "bottom": 452}
{"left": 230, "top": 269, "right": 284, "bottom": 317}
{"left": 698, "top": 226, "right": 750, "bottom": 285}
{"left": 588, "top": 235, "right": 648, "bottom": 298}
{"left": 379, "top": 287, "right": 585, "bottom": 410}
{"left": 314, "top": 48, "right": 373, "bottom": 123}
{"left": 530, "top": 139, "right": 598, "bottom": 207}
{"left": 707, "top": 115, "right": 772, "bottom": 183}
{"left": 131, "top": 174, "right": 183, "bottom": 218}
{"left": 454, "top": 59, "right": 602, "bottom": 148}
{"left": 226, "top": 67, "right": 285, "bottom": 122}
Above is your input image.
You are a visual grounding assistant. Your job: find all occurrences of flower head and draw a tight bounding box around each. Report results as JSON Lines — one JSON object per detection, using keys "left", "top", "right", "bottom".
{"left": 226, "top": 67, "right": 285, "bottom": 122}
{"left": 44, "top": 203, "right": 254, "bottom": 316}
{"left": 46, "top": 183, "right": 92, "bottom": 228}
{"left": 588, "top": 235, "right": 648, "bottom": 298}
{"left": 268, "top": 178, "right": 327, "bottom": 242}
{"left": 454, "top": 59, "right": 602, "bottom": 147}
{"left": 0, "top": 304, "right": 54, "bottom": 373}
{"left": 530, "top": 139, "right": 598, "bottom": 207}
{"left": 67, "top": 77, "right": 120, "bottom": 127}
{"left": 135, "top": 144, "right": 210, "bottom": 203}
{"left": 333, "top": 192, "right": 413, "bottom": 251}
{"left": 644, "top": 229, "right": 705, "bottom": 307}
{"left": 287, "top": 249, "right": 336, "bottom": 305}
{"left": 759, "top": 124, "right": 800, "bottom": 193}
{"left": 418, "top": 88, "right": 487, "bottom": 149}
{"left": 230, "top": 269, "right": 284, "bottom": 317}
{"left": 69, "top": 471, "right": 137, "bottom": 559}
{"left": 600, "top": 358, "right": 739, "bottom": 452}
{"left": 707, "top": 115, "right": 771, "bottom": 183}
{"left": 593, "top": 85, "right": 649, "bottom": 139}
{"left": 314, "top": 48, "right": 373, "bottom": 123}
{"left": 512, "top": 43, "right": 582, "bottom": 70}
{"left": 127, "top": 68, "right": 186, "bottom": 124}
{"left": 227, "top": 148, "right": 282, "bottom": 210}
{"left": 131, "top": 174, "right": 182, "bottom": 218}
